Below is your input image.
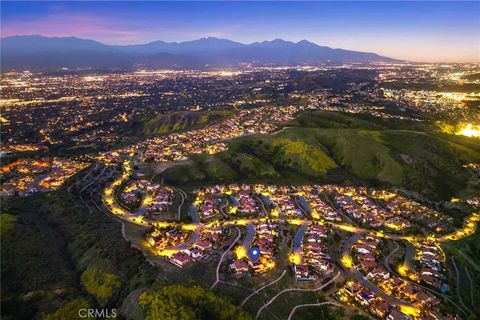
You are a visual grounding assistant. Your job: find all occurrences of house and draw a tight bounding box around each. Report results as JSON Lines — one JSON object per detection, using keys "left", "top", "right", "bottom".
{"left": 189, "top": 248, "right": 203, "bottom": 260}
{"left": 230, "top": 259, "right": 249, "bottom": 274}
{"left": 355, "top": 290, "right": 374, "bottom": 306}
{"left": 193, "top": 239, "right": 212, "bottom": 251}
{"left": 356, "top": 244, "right": 371, "bottom": 254}
{"left": 387, "top": 309, "right": 410, "bottom": 320}
{"left": 248, "top": 259, "right": 271, "bottom": 274}
{"left": 420, "top": 274, "right": 442, "bottom": 288}
{"left": 294, "top": 264, "right": 316, "bottom": 281}
{"left": 415, "top": 290, "right": 439, "bottom": 307}
{"left": 344, "top": 281, "right": 362, "bottom": 295}
{"left": 169, "top": 252, "right": 191, "bottom": 268}
{"left": 420, "top": 267, "right": 441, "bottom": 278}
{"left": 310, "top": 224, "right": 327, "bottom": 236}
{"left": 367, "top": 266, "right": 390, "bottom": 280}
{"left": 370, "top": 301, "right": 390, "bottom": 318}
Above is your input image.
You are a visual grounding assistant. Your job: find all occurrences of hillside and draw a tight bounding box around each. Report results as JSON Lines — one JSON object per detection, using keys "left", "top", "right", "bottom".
{"left": 1, "top": 168, "right": 244, "bottom": 320}
{"left": 143, "top": 110, "right": 232, "bottom": 135}
{"left": 161, "top": 111, "right": 480, "bottom": 200}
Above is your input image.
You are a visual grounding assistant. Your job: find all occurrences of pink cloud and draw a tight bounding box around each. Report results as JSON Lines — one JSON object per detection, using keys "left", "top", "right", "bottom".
{"left": 1, "top": 13, "right": 146, "bottom": 44}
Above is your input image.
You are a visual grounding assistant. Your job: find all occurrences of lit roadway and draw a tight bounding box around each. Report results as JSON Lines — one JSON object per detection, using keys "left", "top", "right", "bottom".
{"left": 101, "top": 160, "right": 480, "bottom": 258}
{"left": 93, "top": 156, "right": 480, "bottom": 320}
{"left": 99, "top": 157, "right": 480, "bottom": 310}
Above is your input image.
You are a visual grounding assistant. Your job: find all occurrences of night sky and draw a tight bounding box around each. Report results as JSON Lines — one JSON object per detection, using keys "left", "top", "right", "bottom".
{"left": 2, "top": 1, "right": 479, "bottom": 62}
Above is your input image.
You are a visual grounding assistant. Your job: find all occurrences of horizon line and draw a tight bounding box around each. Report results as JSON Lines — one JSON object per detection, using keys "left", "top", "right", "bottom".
{"left": 3, "top": 34, "right": 480, "bottom": 64}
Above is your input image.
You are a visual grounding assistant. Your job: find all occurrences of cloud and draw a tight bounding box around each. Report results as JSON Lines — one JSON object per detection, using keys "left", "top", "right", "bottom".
{"left": 1, "top": 12, "right": 145, "bottom": 44}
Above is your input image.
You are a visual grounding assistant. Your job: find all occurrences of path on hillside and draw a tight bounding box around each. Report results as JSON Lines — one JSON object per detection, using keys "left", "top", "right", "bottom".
{"left": 241, "top": 270, "right": 287, "bottom": 306}
{"left": 173, "top": 187, "right": 187, "bottom": 221}
{"left": 255, "top": 271, "right": 340, "bottom": 319}
{"left": 384, "top": 241, "right": 400, "bottom": 273}
{"left": 211, "top": 226, "right": 241, "bottom": 289}
{"left": 451, "top": 257, "right": 473, "bottom": 314}
{"left": 287, "top": 301, "right": 343, "bottom": 320}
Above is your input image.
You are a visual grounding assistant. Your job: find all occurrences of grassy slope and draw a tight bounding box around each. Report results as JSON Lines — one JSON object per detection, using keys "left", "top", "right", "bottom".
{"left": 442, "top": 228, "right": 480, "bottom": 316}
{"left": 162, "top": 111, "right": 480, "bottom": 200}
{"left": 143, "top": 110, "right": 232, "bottom": 135}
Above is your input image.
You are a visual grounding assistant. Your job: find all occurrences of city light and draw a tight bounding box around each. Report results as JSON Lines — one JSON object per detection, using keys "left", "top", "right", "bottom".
{"left": 235, "top": 246, "right": 247, "bottom": 259}
{"left": 457, "top": 123, "right": 480, "bottom": 138}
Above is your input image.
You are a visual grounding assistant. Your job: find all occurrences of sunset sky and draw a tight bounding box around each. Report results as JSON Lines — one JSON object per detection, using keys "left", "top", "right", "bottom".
{"left": 2, "top": 1, "right": 479, "bottom": 62}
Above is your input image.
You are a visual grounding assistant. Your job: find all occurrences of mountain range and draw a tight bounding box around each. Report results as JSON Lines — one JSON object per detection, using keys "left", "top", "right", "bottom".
{"left": 1, "top": 35, "right": 400, "bottom": 70}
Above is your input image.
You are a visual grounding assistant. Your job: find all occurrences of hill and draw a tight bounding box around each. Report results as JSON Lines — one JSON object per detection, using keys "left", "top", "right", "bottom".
{"left": 0, "top": 35, "right": 399, "bottom": 70}
{"left": 1, "top": 168, "right": 244, "bottom": 320}
{"left": 142, "top": 110, "right": 232, "bottom": 135}
{"left": 161, "top": 111, "right": 480, "bottom": 200}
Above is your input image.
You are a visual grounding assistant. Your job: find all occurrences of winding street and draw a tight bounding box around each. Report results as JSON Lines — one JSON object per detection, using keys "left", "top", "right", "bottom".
{"left": 219, "top": 198, "right": 229, "bottom": 219}
{"left": 242, "top": 223, "right": 256, "bottom": 251}
{"left": 211, "top": 226, "right": 241, "bottom": 289}
{"left": 174, "top": 187, "right": 187, "bottom": 221}
{"left": 384, "top": 241, "right": 400, "bottom": 273}
{"left": 340, "top": 233, "right": 413, "bottom": 309}
{"left": 255, "top": 195, "right": 268, "bottom": 217}
{"left": 403, "top": 241, "right": 415, "bottom": 271}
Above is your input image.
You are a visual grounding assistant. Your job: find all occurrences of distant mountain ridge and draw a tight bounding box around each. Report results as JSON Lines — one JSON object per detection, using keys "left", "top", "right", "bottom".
{"left": 1, "top": 35, "right": 401, "bottom": 70}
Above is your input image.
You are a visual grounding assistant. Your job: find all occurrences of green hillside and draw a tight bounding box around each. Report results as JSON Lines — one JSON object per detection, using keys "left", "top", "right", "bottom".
{"left": 143, "top": 110, "right": 232, "bottom": 135}
{"left": 162, "top": 111, "right": 480, "bottom": 200}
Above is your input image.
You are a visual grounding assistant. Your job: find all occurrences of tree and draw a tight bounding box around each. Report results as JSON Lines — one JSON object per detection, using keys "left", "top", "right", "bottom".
{"left": 138, "top": 285, "right": 251, "bottom": 320}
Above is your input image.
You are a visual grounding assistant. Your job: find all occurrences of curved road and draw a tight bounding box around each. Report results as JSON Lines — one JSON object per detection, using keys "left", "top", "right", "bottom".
{"left": 384, "top": 241, "right": 400, "bottom": 273}
{"left": 341, "top": 233, "right": 412, "bottom": 308}
{"left": 211, "top": 226, "right": 241, "bottom": 289}
{"left": 174, "top": 187, "right": 187, "bottom": 221}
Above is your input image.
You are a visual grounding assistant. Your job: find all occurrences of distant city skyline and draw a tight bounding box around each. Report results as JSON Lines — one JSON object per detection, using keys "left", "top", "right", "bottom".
{"left": 1, "top": 1, "right": 479, "bottom": 63}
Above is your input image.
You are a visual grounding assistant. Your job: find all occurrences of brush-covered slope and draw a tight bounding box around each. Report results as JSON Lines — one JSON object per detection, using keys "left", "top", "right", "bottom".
{"left": 161, "top": 111, "right": 480, "bottom": 200}
{"left": 143, "top": 110, "right": 232, "bottom": 135}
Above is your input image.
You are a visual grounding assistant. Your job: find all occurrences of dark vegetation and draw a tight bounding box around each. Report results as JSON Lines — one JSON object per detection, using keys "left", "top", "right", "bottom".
{"left": 121, "top": 285, "right": 251, "bottom": 320}
{"left": 0, "top": 188, "right": 156, "bottom": 319}
{"left": 442, "top": 229, "right": 480, "bottom": 317}
{"left": 1, "top": 177, "right": 244, "bottom": 319}
{"left": 161, "top": 111, "right": 480, "bottom": 200}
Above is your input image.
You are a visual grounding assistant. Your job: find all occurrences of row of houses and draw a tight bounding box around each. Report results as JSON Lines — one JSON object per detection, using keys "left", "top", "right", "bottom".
{"left": 120, "top": 180, "right": 174, "bottom": 214}
{"left": 169, "top": 226, "right": 225, "bottom": 268}
{"left": 230, "top": 222, "right": 277, "bottom": 276}
{"left": 139, "top": 106, "right": 301, "bottom": 164}
{"left": 337, "top": 280, "right": 455, "bottom": 320}
{"left": 338, "top": 281, "right": 411, "bottom": 320}
{"left": 350, "top": 236, "right": 449, "bottom": 319}
{"left": 413, "top": 240, "right": 445, "bottom": 289}
{"left": 294, "top": 223, "right": 334, "bottom": 281}
{"left": 1, "top": 157, "right": 87, "bottom": 197}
